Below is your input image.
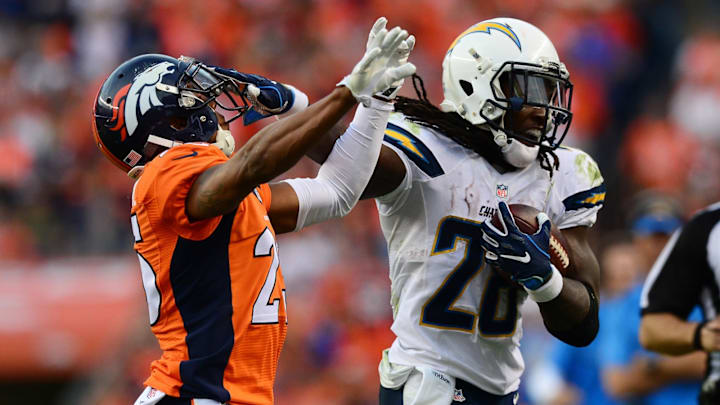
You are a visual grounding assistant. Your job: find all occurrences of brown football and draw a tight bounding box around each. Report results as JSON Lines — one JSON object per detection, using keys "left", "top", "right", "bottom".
{"left": 490, "top": 204, "right": 573, "bottom": 277}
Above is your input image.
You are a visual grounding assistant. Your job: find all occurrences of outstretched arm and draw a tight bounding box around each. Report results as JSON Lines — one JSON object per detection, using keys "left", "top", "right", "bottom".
{"left": 186, "top": 18, "right": 414, "bottom": 222}
{"left": 269, "top": 99, "right": 395, "bottom": 233}
{"left": 267, "top": 20, "right": 416, "bottom": 233}
{"left": 305, "top": 29, "right": 416, "bottom": 200}
{"left": 186, "top": 87, "right": 357, "bottom": 221}
{"left": 308, "top": 136, "right": 408, "bottom": 200}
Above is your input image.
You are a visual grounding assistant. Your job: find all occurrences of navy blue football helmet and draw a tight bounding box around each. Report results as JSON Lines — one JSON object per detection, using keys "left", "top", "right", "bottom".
{"left": 92, "top": 54, "right": 251, "bottom": 172}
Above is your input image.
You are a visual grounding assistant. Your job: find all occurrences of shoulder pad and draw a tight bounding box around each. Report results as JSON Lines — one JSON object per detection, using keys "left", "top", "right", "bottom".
{"left": 383, "top": 121, "right": 444, "bottom": 178}
{"left": 562, "top": 184, "right": 606, "bottom": 211}
{"left": 555, "top": 147, "right": 606, "bottom": 211}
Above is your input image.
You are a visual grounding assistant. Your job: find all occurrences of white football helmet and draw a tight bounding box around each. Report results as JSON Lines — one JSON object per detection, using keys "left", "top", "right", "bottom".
{"left": 440, "top": 18, "right": 573, "bottom": 150}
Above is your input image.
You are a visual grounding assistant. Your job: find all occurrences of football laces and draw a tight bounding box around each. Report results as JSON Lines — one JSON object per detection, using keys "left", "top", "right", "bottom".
{"left": 549, "top": 235, "right": 569, "bottom": 269}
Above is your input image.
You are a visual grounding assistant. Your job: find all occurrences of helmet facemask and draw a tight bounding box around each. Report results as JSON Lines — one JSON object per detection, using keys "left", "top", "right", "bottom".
{"left": 174, "top": 56, "right": 253, "bottom": 125}
{"left": 483, "top": 61, "right": 573, "bottom": 150}
{"left": 136, "top": 57, "right": 254, "bottom": 161}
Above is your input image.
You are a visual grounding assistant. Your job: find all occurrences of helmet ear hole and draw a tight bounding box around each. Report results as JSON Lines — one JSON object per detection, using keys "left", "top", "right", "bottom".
{"left": 459, "top": 80, "right": 474, "bottom": 96}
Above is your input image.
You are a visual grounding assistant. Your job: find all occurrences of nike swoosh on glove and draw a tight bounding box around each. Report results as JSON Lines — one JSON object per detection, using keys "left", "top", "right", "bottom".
{"left": 210, "top": 67, "right": 295, "bottom": 125}
{"left": 479, "top": 201, "right": 554, "bottom": 291}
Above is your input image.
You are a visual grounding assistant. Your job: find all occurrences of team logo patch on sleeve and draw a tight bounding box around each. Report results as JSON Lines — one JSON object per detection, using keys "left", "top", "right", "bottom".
{"left": 562, "top": 184, "right": 606, "bottom": 211}
{"left": 384, "top": 123, "right": 444, "bottom": 178}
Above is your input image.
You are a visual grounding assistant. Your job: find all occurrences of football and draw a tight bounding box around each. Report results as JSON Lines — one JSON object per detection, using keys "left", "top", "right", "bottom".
{"left": 490, "top": 204, "right": 573, "bottom": 277}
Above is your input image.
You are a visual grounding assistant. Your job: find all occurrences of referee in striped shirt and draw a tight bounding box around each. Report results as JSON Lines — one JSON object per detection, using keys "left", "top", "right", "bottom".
{"left": 640, "top": 202, "right": 720, "bottom": 404}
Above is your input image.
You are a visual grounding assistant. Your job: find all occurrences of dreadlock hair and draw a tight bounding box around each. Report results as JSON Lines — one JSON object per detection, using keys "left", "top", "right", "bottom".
{"left": 394, "top": 74, "right": 559, "bottom": 175}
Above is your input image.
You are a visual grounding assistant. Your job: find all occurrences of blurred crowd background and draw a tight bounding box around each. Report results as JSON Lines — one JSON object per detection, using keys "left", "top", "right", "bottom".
{"left": 1, "top": 0, "right": 720, "bottom": 404}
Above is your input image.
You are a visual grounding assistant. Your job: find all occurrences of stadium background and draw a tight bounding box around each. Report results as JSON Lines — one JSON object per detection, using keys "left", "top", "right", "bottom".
{"left": 1, "top": 0, "right": 720, "bottom": 404}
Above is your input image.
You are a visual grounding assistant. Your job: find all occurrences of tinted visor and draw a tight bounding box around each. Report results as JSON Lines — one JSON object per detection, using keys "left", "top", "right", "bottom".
{"left": 184, "top": 62, "right": 223, "bottom": 91}
{"left": 504, "top": 70, "right": 571, "bottom": 110}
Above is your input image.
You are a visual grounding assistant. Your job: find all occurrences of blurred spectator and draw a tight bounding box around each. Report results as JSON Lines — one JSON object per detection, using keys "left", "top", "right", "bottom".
{"left": 620, "top": 117, "right": 698, "bottom": 194}
{"left": 597, "top": 192, "right": 704, "bottom": 404}
{"left": 526, "top": 240, "right": 639, "bottom": 405}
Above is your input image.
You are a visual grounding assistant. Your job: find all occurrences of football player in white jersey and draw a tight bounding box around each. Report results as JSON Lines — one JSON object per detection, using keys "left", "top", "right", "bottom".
{"left": 304, "top": 17, "right": 604, "bottom": 405}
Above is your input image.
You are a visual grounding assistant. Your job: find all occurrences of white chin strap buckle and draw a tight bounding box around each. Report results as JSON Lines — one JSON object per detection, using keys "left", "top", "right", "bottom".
{"left": 213, "top": 128, "right": 235, "bottom": 157}
{"left": 493, "top": 131, "right": 508, "bottom": 147}
{"left": 127, "top": 165, "right": 145, "bottom": 179}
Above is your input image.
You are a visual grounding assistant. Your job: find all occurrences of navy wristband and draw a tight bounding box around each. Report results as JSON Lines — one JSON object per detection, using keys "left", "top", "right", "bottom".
{"left": 693, "top": 321, "right": 708, "bottom": 351}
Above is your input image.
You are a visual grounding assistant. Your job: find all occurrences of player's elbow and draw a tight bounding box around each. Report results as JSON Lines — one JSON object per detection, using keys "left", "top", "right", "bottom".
{"left": 552, "top": 323, "right": 598, "bottom": 347}
{"left": 550, "top": 284, "right": 599, "bottom": 347}
{"left": 549, "top": 301, "right": 599, "bottom": 347}
{"left": 315, "top": 174, "right": 361, "bottom": 218}
{"left": 336, "top": 191, "right": 360, "bottom": 217}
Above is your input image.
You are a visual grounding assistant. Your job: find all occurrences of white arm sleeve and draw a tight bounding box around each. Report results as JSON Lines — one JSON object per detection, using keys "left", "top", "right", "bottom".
{"left": 282, "top": 98, "right": 393, "bottom": 231}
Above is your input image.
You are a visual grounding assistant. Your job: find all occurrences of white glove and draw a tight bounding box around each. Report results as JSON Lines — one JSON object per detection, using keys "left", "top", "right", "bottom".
{"left": 378, "top": 34, "right": 415, "bottom": 100}
{"left": 338, "top": 17, "right": 417, "bottom": 106}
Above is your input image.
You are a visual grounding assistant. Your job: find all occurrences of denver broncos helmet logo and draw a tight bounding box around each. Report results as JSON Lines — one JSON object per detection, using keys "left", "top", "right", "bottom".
{"left": 107, "top": 61, "right": 175, "bottom": 141}
{"left": 108, "top": 83, "right": 131, "bottom": 141}
{"left": 448, "top": 22, "right": 522, "bottom": 53}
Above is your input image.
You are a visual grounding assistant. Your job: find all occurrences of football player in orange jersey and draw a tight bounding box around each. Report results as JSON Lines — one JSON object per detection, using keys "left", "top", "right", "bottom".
{"left": 92, "top": 18, "right": 415, "bottom": 405}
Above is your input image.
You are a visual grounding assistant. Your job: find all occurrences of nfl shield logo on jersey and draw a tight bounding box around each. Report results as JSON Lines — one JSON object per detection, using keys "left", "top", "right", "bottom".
{"left": 453, "top": 388, "right": 466, "bottom": 402}
{"left": 496, "top": 184, "right": 509, "bottom": 199}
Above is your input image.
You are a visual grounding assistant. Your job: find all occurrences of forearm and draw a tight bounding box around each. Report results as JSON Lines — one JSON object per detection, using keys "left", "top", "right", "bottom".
{"left": 283, "top": 100, "right": 393, "bottom": 230}
{"left": 306, "top": 123, "right": 345, "bottom": 164}
{"left": 604, "top": 367, "right": 663, "bottom": 398}
{"left": 655, "top": 352, "right": 707, "bottom": 379}
{"left": 604, "top": 366, "right": 666, "bottom": 398}
{"left": 605, "top": 352, "right": 706, "bottom": 398}
{"left": 539, "top": 277, "right": 592, "bottom": 329}
{"left": 233, "top": 87, "right": 356, "bottom": 184}
{"left": 640, "top": 313, "right": 699, "bottom": 355}
{"left": 537, "top": 226, "right": 600, "bottom": 346}
{"left": 187, "top": 87, "right": 355, "bottom": 221}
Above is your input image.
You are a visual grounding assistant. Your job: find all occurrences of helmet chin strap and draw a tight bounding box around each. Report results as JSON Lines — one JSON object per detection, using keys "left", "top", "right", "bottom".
{"left": 213, "top": 127, "right": 235, "bottom": 157}
{"left": 129, "top": 126, "right": 235, "bottom": 180}
{"left": 488, "top": 123, "right": 539, "bottom": 169}
{"left": 501, "top": 139, "right": 539, "bottom": 168}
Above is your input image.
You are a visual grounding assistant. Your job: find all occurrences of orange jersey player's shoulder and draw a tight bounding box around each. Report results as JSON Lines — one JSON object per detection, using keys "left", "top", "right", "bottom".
{"left": 132, "top": 143, "right": 230, "bottom": 240}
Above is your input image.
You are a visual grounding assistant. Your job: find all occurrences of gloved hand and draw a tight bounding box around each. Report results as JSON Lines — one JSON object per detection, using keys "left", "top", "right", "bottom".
{"left": 210, "top": 67, "right": 296, "bottom": 125}
{"left": 479, "top": 201, "right": 563, "bottom": 301}
{"left": 378, "top": 32, "right": 415, "bottom": 100}
{"left": 338, "top": 17, "right": 416, "bottom": 106}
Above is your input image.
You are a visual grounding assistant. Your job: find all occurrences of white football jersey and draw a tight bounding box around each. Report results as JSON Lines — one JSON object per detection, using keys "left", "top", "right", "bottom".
{"left": 377, "top": 113, "right": 605, "bottom": 395}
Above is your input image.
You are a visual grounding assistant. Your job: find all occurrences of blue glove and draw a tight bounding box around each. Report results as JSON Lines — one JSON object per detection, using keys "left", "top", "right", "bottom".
{"left": 479, "top": 201, "right": 553, "bottom": 290}
{"left": 211, "top": 67, "right": 295, "bottom": 125}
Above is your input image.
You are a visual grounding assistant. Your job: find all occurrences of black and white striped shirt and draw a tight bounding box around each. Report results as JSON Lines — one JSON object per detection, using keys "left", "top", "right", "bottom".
{"left": 641, "top": 201, "right": 720, "bottom": 380}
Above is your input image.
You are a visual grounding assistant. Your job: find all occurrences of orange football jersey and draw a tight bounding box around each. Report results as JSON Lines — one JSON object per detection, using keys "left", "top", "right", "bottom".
{"left": 130, "top": 143, "right": 288, "bottom": 405}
